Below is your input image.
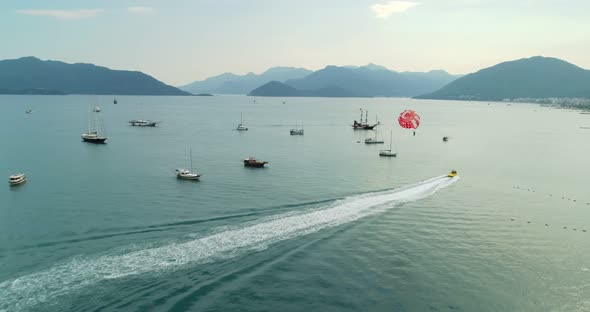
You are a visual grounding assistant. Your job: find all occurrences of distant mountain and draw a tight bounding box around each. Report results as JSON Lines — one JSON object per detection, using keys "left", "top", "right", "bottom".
{"left": 180, "top": 67, "right": 312, "bottom": 94}
{"left": 286, "top": 65, "right": 460, "bottom": 97}
{"left": 415, "top": 56, "right": 590, "bottom": 101}
{"left": 249, "top": 64, "right": 460, "bottom": 97}
{"left": 0, "top": 56, "right": 190, "bottom": 95}
{"left": 248, "top": 81, "right": 354, "bottom": 97}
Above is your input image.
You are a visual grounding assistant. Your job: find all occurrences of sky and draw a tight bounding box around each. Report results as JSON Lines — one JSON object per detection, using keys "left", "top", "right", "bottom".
{"left": 1, "top": 0, "right": 589, "bottom": 86}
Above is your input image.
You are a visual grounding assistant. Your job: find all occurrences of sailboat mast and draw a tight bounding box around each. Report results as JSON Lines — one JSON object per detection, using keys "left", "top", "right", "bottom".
{"left": 390, "top": 130, "right": 393, "bottom": 150}
{"left": 359, "top": 108, "right": 363, "bottom": 122}
{"left": 190, "top": 149, "right": 193, "bottom": 172}
{"left": 365, "top": 110, "right": 368, "bottom": 123}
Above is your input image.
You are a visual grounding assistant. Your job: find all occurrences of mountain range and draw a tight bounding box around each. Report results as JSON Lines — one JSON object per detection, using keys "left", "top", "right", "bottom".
{"left": 0, "top": 57, "right": 189, "bottom": 95}
{"left": 249, "top": 64, "right": 460, "bottom": 97}
{"left": 415, "top": 56, "right": 590, "bottom": 101}
{"left": 179, "top": 67, "right": 312, "bottom": 95}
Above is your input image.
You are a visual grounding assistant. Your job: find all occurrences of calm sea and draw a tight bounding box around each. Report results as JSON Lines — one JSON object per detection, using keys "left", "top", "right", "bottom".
{"left": 1, "top": 95, "right": 589, "bottom": 311}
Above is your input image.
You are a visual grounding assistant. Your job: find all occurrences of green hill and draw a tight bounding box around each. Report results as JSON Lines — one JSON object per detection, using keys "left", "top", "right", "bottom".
{"left": 0, "top": 56, "right": 190, "bottom": 95}
{"left": 415, "top": 56, "right": 590, "bottom": 101}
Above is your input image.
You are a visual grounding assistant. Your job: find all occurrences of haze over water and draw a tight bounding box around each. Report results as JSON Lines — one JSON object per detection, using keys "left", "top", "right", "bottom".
{"left": 1, "top": 95, "right": 589, "bottom": 311}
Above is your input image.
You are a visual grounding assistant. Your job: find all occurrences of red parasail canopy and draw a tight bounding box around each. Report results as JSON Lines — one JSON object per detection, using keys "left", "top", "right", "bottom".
{"left": 398, "top": 110, "right": 420, "bottom": 129}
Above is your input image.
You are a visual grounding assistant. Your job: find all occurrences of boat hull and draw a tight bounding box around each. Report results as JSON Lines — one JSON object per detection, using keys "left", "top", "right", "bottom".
{"left": 244, "top": 162, "right": 267, "bottom": 168}
{"left": 9, "top": 177, "right": 26, "bottom": 186}
{"left": 379, "top": 151, "right": 397, "bottom": 157}
{"left": 82, "top": 137, "right": 107, "bottom": 144}
{"left": 177, "top": 175, "right": 200, "bottom": 180}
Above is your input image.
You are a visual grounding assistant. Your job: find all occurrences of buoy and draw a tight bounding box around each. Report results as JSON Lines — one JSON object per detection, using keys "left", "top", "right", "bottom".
{"left": 510, "top": 218, "right": 514, "bottom": 221}
{"left": 527, "top": 221, "right": 531, "bottom": 223}
{"left": 564, "top": 227, "right": 568, "bottom": 229}
{"left": 545, "top": 224, "right": 549, "bottom": 226}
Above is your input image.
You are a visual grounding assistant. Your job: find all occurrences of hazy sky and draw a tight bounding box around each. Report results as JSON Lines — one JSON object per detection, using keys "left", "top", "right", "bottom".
{"left": 1, "top": 0, "right": 589, "bottom": 86}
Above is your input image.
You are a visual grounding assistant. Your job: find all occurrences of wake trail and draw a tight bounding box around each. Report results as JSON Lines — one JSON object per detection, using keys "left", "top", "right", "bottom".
{"left": 0, "top": 175, "right": 458, "bottom": 312}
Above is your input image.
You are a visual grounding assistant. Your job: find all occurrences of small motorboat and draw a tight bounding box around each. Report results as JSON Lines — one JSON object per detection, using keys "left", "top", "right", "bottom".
{"left": 442, "top": 136, "right": 449, "bottom": 142}
{"left": 9, "top": 173, "right": 27, "bottom": 186}
{"left": 113, "top": 97, "right": 118, "bottom": 104}
{"left": 243, "top": 157, "right": 268, "bottom": 168}
{"left": 81, "top": 131, "right": 107, "bottom": 143}
{"left": 93, "top": 107, "right": 101, "bottom": 112}
{"left": 447, "top": 170, "right": 458, "bottom": 178}
{"left": 176, "top": 169, "right": 200, "bottom": 180}
{"left": 25, "top": 109, "right": 33, "bottom": 114}
{"left": 129, "top": 119, "right": 158, "bottom": 127}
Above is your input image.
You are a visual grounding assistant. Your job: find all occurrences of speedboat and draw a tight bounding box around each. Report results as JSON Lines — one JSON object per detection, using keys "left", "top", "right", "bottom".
{"left": 236, "top": 123, "right": 248, "bottom": 131}
{"left": 290, "top": 129, "right": 304, "bottom": 135}
{"left": 244, "top": 157, "right": 268, "bottom": 168}
{"left": 81, "top": 131, "right": 107, "bottom": 143}
{"left": 447, "top": 170, "right": 458, "bottom": 177}
{"left": 25, "top": 109, "right": 33, "bottom": 114}
{"left": 176, "top": 169, "right": 200, "bottom": 180}
{"left": 9, "top": 173, "right": 27, "bottom": 186}
{"left": 442, "top": 136, "right": 449, "bottom": 142}
{"left": 93, "top": 107, "right": 101, "bottom": 112}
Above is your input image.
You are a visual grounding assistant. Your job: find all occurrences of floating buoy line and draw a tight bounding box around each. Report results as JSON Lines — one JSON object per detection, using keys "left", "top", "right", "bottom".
{"left": 508, "top": 218, "right": 587, "bottom": 232}
{"left": 512, "top": 185, "right": 590, "bottom": 205}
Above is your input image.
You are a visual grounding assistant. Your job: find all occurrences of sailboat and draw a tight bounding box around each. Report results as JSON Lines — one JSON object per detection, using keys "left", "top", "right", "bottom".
{"left": 290, "top": 121, "right": 304, "bottom": 135}
{"left": 365, "top": 118, "right": 384, "bottom": 144}
{"left": 379, "top": 130, "right": 397, "bottom": 157}
{"left": 176, "top": 149, "right": 201, "bottom": 180}
{"left": 82, "top": 104, "right": 107, "bottom": 143}
{"left": 352, "top": 108, "right": 380, "bottom": 130}
{"left": 236, "top": 113, "right": 248, "bottom": 131}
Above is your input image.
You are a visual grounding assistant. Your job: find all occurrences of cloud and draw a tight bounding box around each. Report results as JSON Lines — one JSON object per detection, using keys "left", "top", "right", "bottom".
{"left": 371, "top": 1, "right": 419, "bottom": 18}
{"left": 127, "top": 6, "right": 156, "bottom": 16}
{"left": 16, "top": 9, "right": 104, "bottom": 20}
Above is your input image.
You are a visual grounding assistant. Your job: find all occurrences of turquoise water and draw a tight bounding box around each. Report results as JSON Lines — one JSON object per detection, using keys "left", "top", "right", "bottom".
{"left": 1, "top": 95, "right": 589, "bottom": 311}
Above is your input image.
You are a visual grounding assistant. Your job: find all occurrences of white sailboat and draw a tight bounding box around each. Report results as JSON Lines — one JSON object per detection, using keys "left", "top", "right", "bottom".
{"left": 365, "top": 121, "right": 384, "bottom": 144}
{"left": 176, "top": 149, "right": 201, "bottom": 180}
{"left": 236, "top": 113, "right": 248, "bottom": 131}
{"left": 379, "top": 130, "right": 397, "bottom": 157}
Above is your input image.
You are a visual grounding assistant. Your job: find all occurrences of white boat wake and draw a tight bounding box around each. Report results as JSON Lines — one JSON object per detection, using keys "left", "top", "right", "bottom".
{"left": 0, "top": 175, "right": 458, "bottom": 311}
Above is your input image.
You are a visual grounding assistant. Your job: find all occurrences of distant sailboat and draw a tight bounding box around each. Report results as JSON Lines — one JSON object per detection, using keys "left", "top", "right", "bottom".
{"left": 353, "top": 108, "right": 379, "bottom": 130}
{"left": 379, "top": 130, "right": 397, "bottom": 157}
{"left": 176, "top": 149, "right": 201, "bottom": 180}
{"left": 290, "top": 121, "right": 304, "bottom": 135}
{"left": 82, "top": 108, "right": 107, "bottom": 143}
{"left": 365, "top": 118, "right": 384, "bottom": 144}
{"left": 236, "top": 113, "right": 248, "bottom": 131}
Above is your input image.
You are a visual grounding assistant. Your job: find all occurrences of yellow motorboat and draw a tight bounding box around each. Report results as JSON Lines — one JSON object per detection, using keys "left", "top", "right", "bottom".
{"left": 447, "top": 170, "right": 458, "bottom": 178}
